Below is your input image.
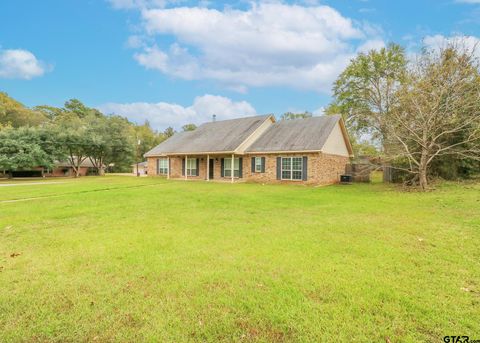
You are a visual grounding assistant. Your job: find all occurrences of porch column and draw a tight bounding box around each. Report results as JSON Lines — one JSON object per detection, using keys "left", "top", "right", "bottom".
{"left": 231, "top": 153, "right": 234, "bottom": 183}
{"left": 185, "top": 155, "right": 188, "bottom": 180}
{"left": 206, "top": 154, "right": 210, "bottom": 181}
{"left": 167, "top": 157, "right": 170, "bottom": 179}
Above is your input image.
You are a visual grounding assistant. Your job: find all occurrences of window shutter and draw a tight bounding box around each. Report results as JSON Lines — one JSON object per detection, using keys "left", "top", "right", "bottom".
{"left": 239, "top": 158, "right": 243, "bottom": 178}
{"left": 196, "top": 158, "right": 199, "bottom": 176}
{"left": 251, "top": 157, "right": 255, "bottom": 173}
{"left": 302, "top": 156, "right": 308, "bottom": 181}
{"left": 221, "top": 158, "right": 225, "bottom": 177}
{"left": 261, "top": 157, "right": 266, "bottom": 173}
{"left": 156, "top": 158, "right": 159, "bottom": 175}
{"left": 182, "top": 158, "right": 185, "bottom": 176}
{"left": 276, "top": 157, "right": 281, "bottom": 180}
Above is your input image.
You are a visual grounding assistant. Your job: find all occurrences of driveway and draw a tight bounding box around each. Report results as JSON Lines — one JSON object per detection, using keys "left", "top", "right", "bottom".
{"left": 0, "top": 181, "right": 67, "bottom": 187}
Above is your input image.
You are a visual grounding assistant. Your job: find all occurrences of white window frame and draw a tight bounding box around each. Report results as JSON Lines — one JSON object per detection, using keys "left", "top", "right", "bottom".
{"left": 255, "top": 157, "right": 262, "bottom": 172}
{"left": 158, "top": 158, "right": 169, "bottom": 175}
{"left": 224, "top": 158, "right": 240, "bottom": 178}
{"left": 281, "top": 157, "right": 303, "bottom": 181}
{"left": 187, "top": 158, "right": 197, "bottom": 176}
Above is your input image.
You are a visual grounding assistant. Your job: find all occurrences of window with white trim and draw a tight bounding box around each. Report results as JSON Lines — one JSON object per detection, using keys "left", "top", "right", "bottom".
{"left": 158, "top": 158, "right": 168, "bottom": 175}
{"left": 255, "top": 157, "right": 262, "bottom": 172}
{"left": 187, "top": 158, "right": 197, "bottom": 176}
{"left": 281, "top": 157, "right": 303, "bottom": 180}
{"left": 224, "top": 158, "right": 240, "bottom": 177}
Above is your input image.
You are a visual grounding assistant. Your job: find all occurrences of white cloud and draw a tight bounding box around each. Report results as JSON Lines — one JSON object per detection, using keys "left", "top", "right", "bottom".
{"left": 122, "top": 2, "right": 384, "bottom": 93}
{"left": 356, "top": 39, "right": 385, "bottom": 53}
{"left": 313, "top": 106, "right": 325, "bottom": 116}
{"left": 423, "top": 34, "right": 480, "bottom": 57}
{"left": 97, "top": 94, "right": 257, "bottom": 130}
{"left": 107, "top": 0, "right": 173, "bottom": 9}
{"left": 125, "top": 35, "right": 146, "bottom": 48}
{"left": 0, "top": 49, "right": 49, "bottom": 79}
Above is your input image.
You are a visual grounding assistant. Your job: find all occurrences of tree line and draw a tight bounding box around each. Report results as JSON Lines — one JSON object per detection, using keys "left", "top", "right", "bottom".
{"left": 326, "top": 40, "right": 480, "bottom": 190}
{"left": 0, "top": 95, "right": 195, "bottom": 177}
{"left": 2, "top": 39, "right": 480, "bottom": 188}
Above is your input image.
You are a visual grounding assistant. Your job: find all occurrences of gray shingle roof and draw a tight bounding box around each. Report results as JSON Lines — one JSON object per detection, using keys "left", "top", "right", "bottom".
{"left": 55, "top": 157, "right": 97, "bottom": 168}
{"left": 145, "top": 115, "right": 271, "bottom": 156}
{"left": 245, "top": 115, "right": 341, "bottom": 153}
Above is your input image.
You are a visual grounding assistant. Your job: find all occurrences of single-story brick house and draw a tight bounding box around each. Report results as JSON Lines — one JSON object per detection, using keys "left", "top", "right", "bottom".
{"left": 3, "top": 157, "right": 98, "bottom": 178}
{"left": 45, "top": 157, "right": 97, "bottom": 177}
{"left": 144, "top": 114, "right": 353, "bottom": 185}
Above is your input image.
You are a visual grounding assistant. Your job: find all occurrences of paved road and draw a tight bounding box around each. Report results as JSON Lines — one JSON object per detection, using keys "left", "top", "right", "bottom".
{"left": 0, "top": 182, "right": 67, "bottom": 187}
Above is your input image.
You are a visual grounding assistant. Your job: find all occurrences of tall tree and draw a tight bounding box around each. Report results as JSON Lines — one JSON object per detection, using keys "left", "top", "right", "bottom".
{"left": 163, "top": 127, "right": 175, "bottom": 138}
{"left": 0, "top": 127, "right": 60, "bottom": 177}
{"left": 53, "top": 112, "right": 91, "bottom": 177}
{"left": 33, "top": 105, "right": 65, "bottom": 120}
{"left": 384, "top": 43, "right": 480, "bottom": 190}
{"left": 182, "top": 123, "right": 197, "bottom": 131}
{"left": 64, "top": 99, "right": 102, "bottom": 118}
{"left": 85, "top": 115, "right": 134, "bottom": 175}
{"left": 280, "top": 111, "right": 313, "bottom": 120}
{"left": 134, "top": 121, "right": 166, "bottom": 158}
{"left": 328, "top": 44, "right": 407, "bottom": 146}
{"left": 0, "top": 92, "right": 47, "bottom": 127}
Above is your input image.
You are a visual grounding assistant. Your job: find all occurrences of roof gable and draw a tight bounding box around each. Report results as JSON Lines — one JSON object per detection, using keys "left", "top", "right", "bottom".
{"left": 145, "top": 115, "right": 272, "bottom": 156}
{"left": 245, "top": 115, "right": 344, "bottom": 153}
{"left": 322, "top": 121, "right": 352, "bottom": 157}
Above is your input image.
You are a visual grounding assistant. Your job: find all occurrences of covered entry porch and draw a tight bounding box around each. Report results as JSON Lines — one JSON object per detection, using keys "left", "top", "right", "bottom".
{"left": 157, "top": 154, "right": 244, "bottom": 183}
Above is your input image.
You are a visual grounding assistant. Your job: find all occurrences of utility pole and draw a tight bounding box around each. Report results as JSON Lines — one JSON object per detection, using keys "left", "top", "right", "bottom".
{"left": 136, "top": 139, "right": 141, "bottom": 177}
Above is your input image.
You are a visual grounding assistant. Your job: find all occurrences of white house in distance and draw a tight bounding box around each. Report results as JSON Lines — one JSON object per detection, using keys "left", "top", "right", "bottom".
{"left": 132, "top": 161, "right": 148, "bottom": 176}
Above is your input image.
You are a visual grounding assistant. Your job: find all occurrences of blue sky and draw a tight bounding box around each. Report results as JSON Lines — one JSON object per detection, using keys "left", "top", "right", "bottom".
{"left": 1, "top": 0, "right": 480, "bottom": 130}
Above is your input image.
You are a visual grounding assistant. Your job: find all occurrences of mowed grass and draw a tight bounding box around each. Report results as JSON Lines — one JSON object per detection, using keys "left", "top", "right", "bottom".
{"left": 0, "top": 176, "right": 479, "bottom": 342}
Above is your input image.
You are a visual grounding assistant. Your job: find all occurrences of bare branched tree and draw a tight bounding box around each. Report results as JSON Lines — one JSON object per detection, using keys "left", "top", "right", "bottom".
{"left": 384, "top": 40, "right": 480, "bottom": 190}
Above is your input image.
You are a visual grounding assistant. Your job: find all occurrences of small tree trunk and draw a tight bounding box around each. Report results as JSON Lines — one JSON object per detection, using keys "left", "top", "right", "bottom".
{"left": 68, "top": 154, "right": 80, "bottom": 178}
{"left": 419, "top": 166, "right": 428, "bottom": 191}
{"left": 418, "top": 149, "right": 429, "bottom": 191}
{"left": 72, "top": 164, "right": 80, "bottom": 177}
{"left": 95, "top": 158, "right": 105, "bottom": 176}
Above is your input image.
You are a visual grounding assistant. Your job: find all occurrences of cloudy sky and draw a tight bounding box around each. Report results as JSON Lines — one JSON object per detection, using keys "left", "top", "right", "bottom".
{"left": 1, "top": 0, "right": 480, "bottom": 130}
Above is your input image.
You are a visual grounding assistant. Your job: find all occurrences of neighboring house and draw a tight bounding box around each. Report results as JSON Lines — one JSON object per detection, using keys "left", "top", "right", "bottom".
{"left": 45, "top": 157, "right": 97, "bottom": 177}
{"left": 144, "top": 115, "right": 353, "bottom": 185}
{"left": 132, "top": 161, "right": 148, "bottom": 175}
{"left": 2, "top": 157, "right": 98, "bottom": 178}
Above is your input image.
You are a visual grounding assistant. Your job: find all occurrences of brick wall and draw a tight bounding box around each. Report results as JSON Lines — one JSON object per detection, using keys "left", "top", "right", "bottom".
{"left": 170, "top": 156, "right": 208, "bottom": 180}
{"left": 44, "top": 166, "right": 89, "bottom": 177}
{"left": 315, "top": 153, "right": 350, "bottom": 184}
{"left": 148, "top": 153, "right": 348, "bottom": 185}
{"left": 147, "top": 158, "right": 157, "bottom": 176}
{"left": 148, "top": 156, "right": 209, "bottom": 179}
{"left": 243, "top": 152, "right": 348, "bottom": 185}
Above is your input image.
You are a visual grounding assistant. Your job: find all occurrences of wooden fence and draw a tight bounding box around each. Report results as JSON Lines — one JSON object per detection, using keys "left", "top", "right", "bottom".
{"left": 345, "top": 163, "right": 372, "bottom": 183}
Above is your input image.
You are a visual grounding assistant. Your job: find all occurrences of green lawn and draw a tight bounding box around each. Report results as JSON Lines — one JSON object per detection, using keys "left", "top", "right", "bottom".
{"left": 1, "top": 176, "right": 479, "bottom": 342}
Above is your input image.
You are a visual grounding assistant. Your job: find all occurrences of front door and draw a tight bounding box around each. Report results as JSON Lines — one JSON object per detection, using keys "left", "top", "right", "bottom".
{"left": 209, "top": 159, "right": 214, "bottom": 179}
